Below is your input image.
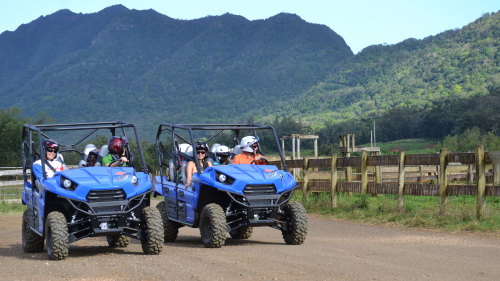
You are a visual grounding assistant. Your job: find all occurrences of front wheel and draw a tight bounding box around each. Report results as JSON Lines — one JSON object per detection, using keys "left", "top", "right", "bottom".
{"left": 45, "top": 211, "right": 69, "bottom": 260}
{"left": 199, "top": 203, "right": 226, "bottom": 248}
{"left": 22, "top": 209, "right": 44, "bottom": 253}
{"left": 107, "top": 234, "right": 130, "bottom": 248}
{"left": 281, "top": 201, "right": 308, "bottom": 245}
{"left": 140, "top": 207, "right": 164, "bottom": 255}
{"left": 229, "top": 226, "right": 253, "bottom": 240}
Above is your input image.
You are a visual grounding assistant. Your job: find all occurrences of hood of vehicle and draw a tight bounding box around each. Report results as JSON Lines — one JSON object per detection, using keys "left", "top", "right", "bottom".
{"left": 199, "top": 164, "right": 296, "bottom": 193}
{"left": 59, "top": 167, "right": 137, "bottom": 187}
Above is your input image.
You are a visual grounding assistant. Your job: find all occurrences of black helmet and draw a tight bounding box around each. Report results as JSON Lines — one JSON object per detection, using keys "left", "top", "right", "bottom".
{"left": 42, "top": 139, "right": 59, "bottom": 153}
{"left": 195, "top": 141, "right": 209, "bottom": 152}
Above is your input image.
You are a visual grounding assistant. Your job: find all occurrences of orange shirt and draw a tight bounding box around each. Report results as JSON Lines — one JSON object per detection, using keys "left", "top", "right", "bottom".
{"left": 232, "top": 153, "right": 266, "bottom": 165}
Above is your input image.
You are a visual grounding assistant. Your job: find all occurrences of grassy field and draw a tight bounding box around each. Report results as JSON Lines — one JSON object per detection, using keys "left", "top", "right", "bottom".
{"left": 374, "top": 138, "right": 439, "bottom": 154}
{"left": 0, "top": 201, "right": 25, "bottom": 214}
{"left": 294, "top": 191, "right": 500, "bottom": 234}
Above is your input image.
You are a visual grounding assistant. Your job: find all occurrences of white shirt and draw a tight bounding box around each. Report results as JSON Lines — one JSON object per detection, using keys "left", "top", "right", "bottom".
{"left": 33, "top": 159, "right": 64, "bottom": 178}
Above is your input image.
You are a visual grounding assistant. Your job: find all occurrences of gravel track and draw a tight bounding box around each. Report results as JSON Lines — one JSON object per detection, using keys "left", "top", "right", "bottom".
{"left": 1, "top": 210, "right": 499, "bottom": 281}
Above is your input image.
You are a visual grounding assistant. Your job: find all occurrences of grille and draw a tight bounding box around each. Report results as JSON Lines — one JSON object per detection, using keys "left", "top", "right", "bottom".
{"left": 86, "top": 189, "right": 126, "bottom": 202}
{"left": 243, "top": 184, "right": 276, "bottom": 195}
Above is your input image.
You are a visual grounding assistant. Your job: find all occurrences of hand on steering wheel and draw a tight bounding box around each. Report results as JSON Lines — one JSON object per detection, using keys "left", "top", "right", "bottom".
{"left": 250, "top": 157, "right": 269, "bottom": 165}
{"left": 110, "top": 156, "right": 129, "bottom": 167}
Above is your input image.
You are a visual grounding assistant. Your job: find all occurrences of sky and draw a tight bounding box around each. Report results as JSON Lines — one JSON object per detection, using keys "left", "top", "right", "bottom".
{"left": 0, "top": 0, "right": 499, "bottom": 54}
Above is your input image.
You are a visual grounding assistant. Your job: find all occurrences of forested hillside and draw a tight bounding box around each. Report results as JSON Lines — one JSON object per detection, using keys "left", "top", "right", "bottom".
{"left": 0, "top": 5, "right": 352, "bottom": 134}
{"left": 279, "top": 11, "right": 500, "bottom": 127}
{"left": 1, "top": 6, "right": 499, "bottom": 147}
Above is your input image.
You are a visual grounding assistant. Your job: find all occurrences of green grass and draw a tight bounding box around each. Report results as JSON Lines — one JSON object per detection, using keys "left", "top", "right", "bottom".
{"left": 0, "top": 201, "right": 25, "bottom": 214}
{"left": 293, "top": 191, "right": 500, "bottom": 234}
{"left": 369, "top": 138, "right": 439, "bottom": 154}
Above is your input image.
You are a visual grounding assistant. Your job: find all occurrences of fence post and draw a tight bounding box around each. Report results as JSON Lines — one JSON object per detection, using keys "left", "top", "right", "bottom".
{"left": 439, "top": 147, "right": 448, "bottom": 215}
{"left": 494, "top": 163, "right": 500, "bottom": 186}
{"left": 345, "top": 152, "right": 352, "bottom": 196}
{"left": 375, "top": 151, "right": 382, "bottom": 185}
{"left": 302, "top": 157, "right": 310, "bottom": 201}
{"left": 361, "top": 151, "right": 368, "bottom": 194}
{"left": 476, "top": 145, "right": 486, "bottom": 219}
{"left": 397, "top": 151, "right": 405, "bottom": 212}
{"left": 331, "top": 154, "right": 338, "bottom": 209}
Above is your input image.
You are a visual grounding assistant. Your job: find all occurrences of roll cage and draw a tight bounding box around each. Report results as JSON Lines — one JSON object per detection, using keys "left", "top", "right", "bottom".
{"left": 22, "top": 121, "right": 149, "bottom": 181}
{"left": 155, "top": 123, "right": 289, "bottom": 180}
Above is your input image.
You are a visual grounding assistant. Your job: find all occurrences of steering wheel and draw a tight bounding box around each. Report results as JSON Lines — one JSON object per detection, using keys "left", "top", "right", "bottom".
{"left": 250, "top": 158, "right": 269, "bottom": 165}
{"left": 109, "top": 156, "right": 131, "bottom": 167}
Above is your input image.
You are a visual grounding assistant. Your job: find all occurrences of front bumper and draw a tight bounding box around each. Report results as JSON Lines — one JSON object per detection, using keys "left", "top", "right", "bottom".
{"left": 63, "top": 191, "right": 150, "bottom": 243}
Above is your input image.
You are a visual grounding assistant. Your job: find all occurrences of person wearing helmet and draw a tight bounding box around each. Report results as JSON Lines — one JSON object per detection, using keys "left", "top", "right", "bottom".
{"left": 33, "top": 139, "right": 65, "bottom": 179}
{"left": 213, "top": 145, "right": 231, "bottom": 166}
{"left": 102, "top": 136, "right": 129, "bottom": 167}
{"left": 232, "top": 136, "right": 268, "bottom": 165}
{"left": 185, "top": 142, "right": 213, "bottom": 187}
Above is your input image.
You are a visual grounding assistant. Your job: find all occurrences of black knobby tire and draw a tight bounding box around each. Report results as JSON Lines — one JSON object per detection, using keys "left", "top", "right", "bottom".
{"left": 107, "top": 234, "right": 130, "bottom": 248}
{"left": 22, "top": 209, "right": 44, "bottom": 253}
{"left": 199, "top": 203, "right": 227, "bottom": 248}
{"left": 140, "top": 206, "right": 164, "bottom": 255}
{"left": 281, "top": 201, "right": 308, "bottom": 245}
{"left": 156, "top": 201, "right": 180, "bottom": 242}
{"left": 229, "top": 226, "right": 253, "bottom": 240}
{"left": 45, "top": 211, "right": 69, "bottom": 260}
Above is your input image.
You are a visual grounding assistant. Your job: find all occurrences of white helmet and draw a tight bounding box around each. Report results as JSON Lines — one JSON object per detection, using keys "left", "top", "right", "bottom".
{"left": 240, "top": 136, "right": 259, "bottom": 153}
{"left": 215, "top": 145, "right": 231, "bottom": 162}
{"left": 178, "top": 143, "right": 193, "bottom": 157}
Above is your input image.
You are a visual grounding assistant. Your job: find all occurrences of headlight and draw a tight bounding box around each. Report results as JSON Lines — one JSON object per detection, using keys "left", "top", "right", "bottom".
{"left": 131, "top": 174, "right": 138, "bottom": 185}
{"left": 215, "top": 171, "right": 235, "bottom": 185}
{"left": 60, "top": 176, "right": 77, "bottom": 191}
{"left": 218, "top": 174, "right": 227, "bottom": 183}
{"left": 63, "top": 179, "right": 72, "bottom": 188}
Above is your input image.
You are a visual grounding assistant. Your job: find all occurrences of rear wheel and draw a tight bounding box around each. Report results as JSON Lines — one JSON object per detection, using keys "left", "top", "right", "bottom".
{"left": 229, "top": 226, "right": 253, "bottom": 240}
{"left": 140, "top": 207, "right": 163, "bottom": 255}
{"left": 106, "top": 234, "right": 130, "bottom": 248}
{"left": 45, "top": 211, "right": 69, "bottom": 260}
{"left": 156, "top": 201, "right": 180, "bottom": 242}
{"left": 281, "top": 201, "right": 308, "bottom": 245}
{"left": 199, "top": 203, "right": 226, "bottom": 248}
{"left": 22, "top": 209, "right": 44, "bottom": 253}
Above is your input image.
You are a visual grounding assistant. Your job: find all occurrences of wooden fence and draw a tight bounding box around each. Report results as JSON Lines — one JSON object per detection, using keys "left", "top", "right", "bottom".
{"left": 271, "top": 146, "right": 500, "bottom": 219}
{"left": 0, "top": 167, "right": 25, "bottom": 201}
{"left": 2, "top": 146, "right": 499, "bottom": 218}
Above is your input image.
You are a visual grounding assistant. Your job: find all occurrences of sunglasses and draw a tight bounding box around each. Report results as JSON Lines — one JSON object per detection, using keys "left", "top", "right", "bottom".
{"left": 197, "top": 150, "right": 206, "bottom": 154}
{"left": 47, "top": 148, "right": 57, "bottom": 153}
{"left": 252, "top": 144, "right": 258, "bottom": 148}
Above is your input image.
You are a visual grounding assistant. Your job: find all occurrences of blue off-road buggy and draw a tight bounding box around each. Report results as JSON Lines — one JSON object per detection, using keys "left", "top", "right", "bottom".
{"left": 21, "top": 121, "right": 163, "bottom": 260}
{"left": 153, "top": 123, "right": 307, "bottom": 248}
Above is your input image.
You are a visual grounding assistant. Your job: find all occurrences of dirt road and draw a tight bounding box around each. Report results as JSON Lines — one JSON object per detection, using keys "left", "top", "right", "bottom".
{"left": 1, "top": 212, "right": 499, "bottom": 281}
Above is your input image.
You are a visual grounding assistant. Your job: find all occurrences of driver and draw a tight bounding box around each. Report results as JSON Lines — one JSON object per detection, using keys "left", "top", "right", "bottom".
{"left": 102, "top": 136, "right": 129, "bottom": 167}
{"left": 232, "top": 136, "right": 267, "bottom": 165}
{"left": 33, "top": 139, "right": 65, "bottom": 179}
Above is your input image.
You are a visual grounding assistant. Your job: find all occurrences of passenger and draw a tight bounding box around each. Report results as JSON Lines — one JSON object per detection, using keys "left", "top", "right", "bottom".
{"left": 232, "top": 136, "right": 268, "bottom": 165}
{"left": 185, "top": 142, "right": 212, "bottom": 187}
{"left": 102, "top": 136, "right": 129, "bottom": 167}
{"left": 86, "top": 149, "right": 99, "bottom": 167}
{"left": 213, "top": 145, "right": 231, "bottom": 166}
{"left": 79, "top": 144, "right": 100, "bottom": 167}
{"left": 33, "top": 139, "right": 65, "bottom": 179}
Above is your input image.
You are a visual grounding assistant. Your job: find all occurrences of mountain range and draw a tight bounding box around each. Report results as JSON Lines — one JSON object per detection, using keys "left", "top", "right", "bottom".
{"left": 1, "top": 5, "right": 499, "bottom": 138}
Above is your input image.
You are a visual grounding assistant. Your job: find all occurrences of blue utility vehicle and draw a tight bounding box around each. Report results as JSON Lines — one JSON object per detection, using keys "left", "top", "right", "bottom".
{"left": 154, "top": 124, "right": 307, "bottom": 248}
{"left": 22, "top": 121, "right": 163, "bottom": 260}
